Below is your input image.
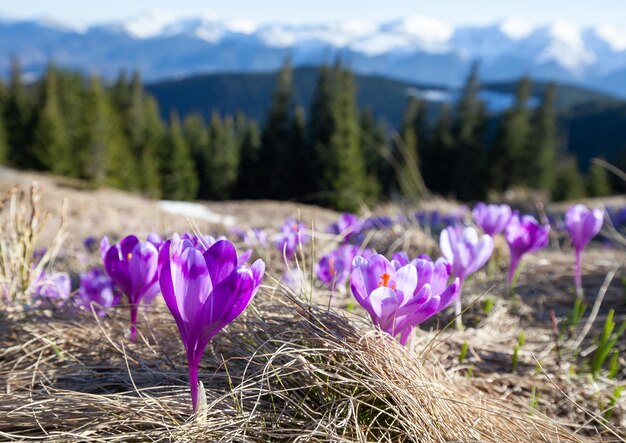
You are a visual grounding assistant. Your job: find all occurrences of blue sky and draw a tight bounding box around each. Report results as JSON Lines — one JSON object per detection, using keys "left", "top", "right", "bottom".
{"left": 1, "top": 0, "right": 623, "bottom": 27}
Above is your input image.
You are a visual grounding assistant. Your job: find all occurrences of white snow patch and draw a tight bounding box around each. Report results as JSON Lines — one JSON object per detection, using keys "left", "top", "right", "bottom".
{"left": 194, "top": 25, "right": 224, "bottom": 43}
{"left": 406, "top": 87, "right": 451, "bottom": 102}
{"left": 499, "top": 18, "right": 534, "bottom": 40}
{"left": 338, "top": 18, "right": 377, "bottom": 37}
{"left": 158, "top": 201, "right": 236, "bottom": 226}
{"left": 547, "top": 21, "right": 584, "bottom": 48}
{"left": 536, "top": 21, "right": 596, "bottom": 70}
{"left": 225, "top": 19, "right": 258, "bottom": 35}
{"left": 123, "top": 10, "right": 181, "bottom": 39}
{"left": 595, "top": 24, "right": 626, "bottom": 52}
{"left": 351, "top": 34, "right": 414, "bottom": 55}
{"left": 389, "top": 15, "right": 453, "bottom": 42}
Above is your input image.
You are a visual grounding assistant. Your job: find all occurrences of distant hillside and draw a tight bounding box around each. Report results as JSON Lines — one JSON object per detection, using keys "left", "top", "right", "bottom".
{"left": 145, "top": 67, "right": 626, "bottom": 171}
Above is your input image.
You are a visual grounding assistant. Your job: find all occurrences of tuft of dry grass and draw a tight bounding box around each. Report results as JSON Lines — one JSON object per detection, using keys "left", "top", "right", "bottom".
{"left": 0, "top": 183, "right": 67, "bottom": 304}
{"left": 1, "top": 288, "right": 615, "bottom": 442}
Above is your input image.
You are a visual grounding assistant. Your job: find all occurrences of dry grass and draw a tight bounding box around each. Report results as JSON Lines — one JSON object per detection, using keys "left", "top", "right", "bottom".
{"left": 1, "top": 290, "right": 611, "bottom": 442}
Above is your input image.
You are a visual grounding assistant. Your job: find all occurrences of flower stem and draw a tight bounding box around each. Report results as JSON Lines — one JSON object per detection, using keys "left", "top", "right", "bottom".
{"left": 507, "top": 257, "right": 522, "bottom": 297}
{"left": 455, "top": 279, "right": 465, "bottom": 331}
{"left": 129, "top": 304, "right": 138, "bottom": 342}
{"left": 188, "top": 351, "right": 199, "bottom": 412}
{"left": 574, "top": 250, "right": 583, "bottom": 300}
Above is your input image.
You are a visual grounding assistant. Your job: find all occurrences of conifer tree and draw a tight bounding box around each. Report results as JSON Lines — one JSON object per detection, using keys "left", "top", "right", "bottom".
{"left": 360, "top": 108, "right": 393, "bottom": 198}
{"left": 56, "top": 69, "right": 87, "bottom": 178}
{"left": 551, "top": 157, "right": 585, "bottom": 201}
{"left": 527, "top": 83, "right": 558, "bottom": 191}
{"left": 316, "top": 64, "right": 370, "bottom": 212}
{"left": 452, "top": 62, "right": 487, "bottom": 200}
{"left": 258, "top": 58, "right": 294, "bottom": 199}
{"left": 490, "top": 77, "right": 532, "bottom": 191}
{"left": 79, "top": 76, "right": 137, "bottom": 189}
{"left": 162, "top": 113, "right": 198, "bottom": 200}
{"left": 0, "top": 109, "right": 7, "bottom": 165}
{"left": 398, "top": 96, "right": 427, "bottom": 200}
{"left": 139, "top": 96, "right": 165, "bottom": 198}
{"left": 586, "top": 160, "right": 612, "bottom": 197}
{"left": 126, "top": 73, "right": 147, "bottom": 159}
{"left": 183, "top": 113, "right": 210, "bottom": 199}
{"left": 0, "top": 83, "right": 9, "bottom": 165}
{"left": 286, "top": 105, "right": 311, "bottom": 199}
{"left": 427, "top": 105, "right": 455, "bottom": 195}
{"left": 32, "top": 65, "right": 71, "bottom": 175}
{"left": 235, "top": 119, "right": 262, "bottom": 199}
{"left": 308, "top": 64, "right": 334, "bottom": 196}
{"left": 5, "top": 58, "right": 34, "bottom": 169}
{"left": 207, "top": 113, "right": 239, "bottom": 200}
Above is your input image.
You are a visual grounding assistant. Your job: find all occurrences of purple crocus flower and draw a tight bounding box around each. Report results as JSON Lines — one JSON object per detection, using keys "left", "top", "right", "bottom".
{"left": 316, "top": 245, "right": 371, "bottom": 292}
{"left": 504, "top": 214, "right": 550, "bottom": 287}
{"left": 327, "top": 213, "right": 363, "bottom": 243}
{"left": 234, "top": 228, "right": 268, "bottom": 248}
{"left": 29, "top": 271, "right": 72, "bottom": 306}
{"left": 83, "top": 236, "right": 98, "bottom": 252}
{"left": 102, "top": 235, "right": 160, "bottom": 341}
{"left": 172, "top": 232, "right": 216, "bottom": 251}
{"left": 440, "top": 226, "right": 494, "bottom": 328}
{"left": 350, "top": 254, "right": 460, "bottom": 345}
{"left": 147, "top": 233, "right": 165, "bottom": 250}
{"left": 565, "top": 204, "right": 604, "bottom": 298}
{"left": 78, "top": 268, "right": 121, "bottom": 316}
{"left": 158, "top": 238, "right": 264, "bottom": 412}
{"left": 472, "top": 203, "right": 514, "bottom": 236}
{"left": 275, "top": 219, "right": 310, "bottom": 259}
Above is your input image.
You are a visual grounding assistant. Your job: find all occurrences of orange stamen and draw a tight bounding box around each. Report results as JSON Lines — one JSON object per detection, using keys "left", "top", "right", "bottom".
{"left": 378, "top": 273, "right": 391, "bottom": 288}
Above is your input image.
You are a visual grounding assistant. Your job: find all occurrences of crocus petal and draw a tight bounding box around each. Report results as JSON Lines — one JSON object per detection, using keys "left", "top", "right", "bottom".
{"left": 362, "top": 254, "right": 394, "bottom": 295}
{"left": 391, "top": 264, "right": 418, "bottom": 304}
{"left": 413, "top": 259, "right": 433, "bottom": 294}
{"left": 430, "top": 258, "right": 451, "bottom": 296}
{"left": 128, "top": 241, "right": 159, "bottom": 304}
{"left": 391, "top": 252, "right": 410, "bottom": 270}
{"left": 238, "top": 249, "right": 253, "bottom": 265}
{"left": 203, "top": 239, "right": 238, "bottom": 287}
{"left": 350, "top": 266, "right": 375, "bottom": 316}
{"left": 104, "top": 246, "right": 131, "bottom": 295}
{"left": 100, "top": 236, "right": 111, "bottom": 261}
{"left": 369, "top": 286, "right": 401, "bottom": 331}
{"left": 172, "top": 245, "right": 213, "bottom": 328}
{"left": 438, "top": 277, "right": 460, "bottom": 310}
{"left": 250, "top": 259, "right": 265, "bottom": 287}
{"left": 200, "top": 266, "right": 256, "bottom": 342}
{"left": 120, "top": 235, "right": 139, "bottom": 259}
{"left": 468, "top": 235, "right": 494, "bottom": 274}
{"left": 439, "top": 228, "right": 454, "bottom": 262}
{"left": 158, "top": 241, "right": 187, "bottom": 344}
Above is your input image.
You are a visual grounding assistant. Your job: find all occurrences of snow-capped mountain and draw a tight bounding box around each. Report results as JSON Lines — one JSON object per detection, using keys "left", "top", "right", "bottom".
{"left": 0, "top": 11, "right": 625, "bottom": 96}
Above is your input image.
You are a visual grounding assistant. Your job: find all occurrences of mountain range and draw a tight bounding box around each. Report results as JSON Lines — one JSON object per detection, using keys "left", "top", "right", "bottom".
{"left": 1, "top": 11, "right": 626, "bottom": 97}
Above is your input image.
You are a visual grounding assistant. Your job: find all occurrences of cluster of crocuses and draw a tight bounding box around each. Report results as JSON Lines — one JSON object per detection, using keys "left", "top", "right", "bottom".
{"left": 471, "top": 203, "right": 552, "bottom": 289}
{"left": 345, "top": 203, "right": 602, "bottom": 338}
{"left": 350, "top": 252, "right": 460, "bottom": 345}
{"left": 99, "top": 232, "right": 265, "bottom": 413}
{"left": 274, "top": 218, "right": 310, "bottom": 259}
